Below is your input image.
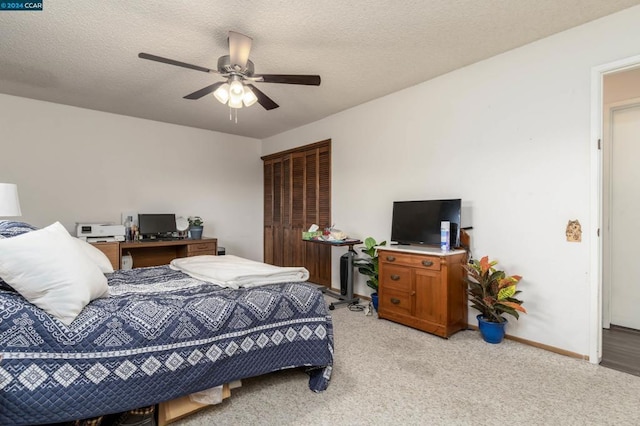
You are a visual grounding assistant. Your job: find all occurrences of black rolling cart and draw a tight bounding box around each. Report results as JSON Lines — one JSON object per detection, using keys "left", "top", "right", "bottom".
{"left": 303, "top": 238, "right": 362, "bottom": 310}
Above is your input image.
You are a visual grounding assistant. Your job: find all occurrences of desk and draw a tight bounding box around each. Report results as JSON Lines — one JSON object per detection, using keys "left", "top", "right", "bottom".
{"left": 304, "top": 238, "right": 362, "bottom": 310}
{"left": 92, "top": 238, "right": 217, "bottom": 269}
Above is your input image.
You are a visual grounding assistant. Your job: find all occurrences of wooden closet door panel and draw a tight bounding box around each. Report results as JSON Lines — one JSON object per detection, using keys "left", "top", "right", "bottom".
{"left": 304, "top": 146, "right": 331, "bottom": 286}
{"left": 304, "top": 150, "right": 318, "bottom": 226}
{"left": 263, "top": 161, "right": 274, "bottom": 264}
{"left": 284, "top": 227, "right": 304, "bottom": 266}
{"left": 264, "top": 227, "right": 274, "bottom": 264}
{"left": 272, "top": 161, "right": 282, "bottom": 225}
{"left": 270, "top": 159, "right": 283, "bottom": 266}
{"left": 291, "top": 154, "right": 305, "bottom": 228}
{"left": 318, "top": 147, "right": 331, "bottom": 228}
{"left": 304, "top": 243, "right": 331, "bottom": 287}
{"left": 283, "top": 153, "right": 305, "bottom": 267}
{"left": 272, "top": 225, "right": 284, "bottom": 266}
{"left": 282, "top": 156, "right": 291, "bottom": 226}
{"left": 316, "top": 244, "right": 331, "bottom": 286}
{"left": 264, "top": 161, "right": 274, "bottom": 226}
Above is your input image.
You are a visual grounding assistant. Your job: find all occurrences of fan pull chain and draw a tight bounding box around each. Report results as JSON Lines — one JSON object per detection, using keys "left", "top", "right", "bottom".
{"left": 228, "top": 106, "right": 239, "bottom": 123}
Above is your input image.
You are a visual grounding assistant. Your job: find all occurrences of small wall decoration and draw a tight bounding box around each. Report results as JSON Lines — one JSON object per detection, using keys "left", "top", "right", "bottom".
{"left": 566, "top": 220, "right": 582, "bottom": 242}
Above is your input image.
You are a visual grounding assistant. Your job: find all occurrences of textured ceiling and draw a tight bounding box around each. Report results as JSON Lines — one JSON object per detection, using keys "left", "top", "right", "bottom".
{"left": 1, "top": 1, "right": 639, "bottom": 139}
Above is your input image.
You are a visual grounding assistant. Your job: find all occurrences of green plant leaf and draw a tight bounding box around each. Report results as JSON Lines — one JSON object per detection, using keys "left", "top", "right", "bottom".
{"left": 498, "top": 284, "right": 516, "bottom": 300}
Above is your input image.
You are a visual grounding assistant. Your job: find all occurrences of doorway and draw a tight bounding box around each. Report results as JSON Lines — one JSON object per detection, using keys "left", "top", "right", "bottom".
{"left": 598, "top": 65, "right": 640, "bottom": 375}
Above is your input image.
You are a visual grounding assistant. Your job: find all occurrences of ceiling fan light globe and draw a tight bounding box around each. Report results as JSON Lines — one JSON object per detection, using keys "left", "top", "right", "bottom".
{"left": 213, "top": 83, "right": 230, "bottom": 104}
{"left": 243, "top": 87, "right": 258, "bottom": 107}
{"left": 229, "top": 80, "right": 244, "bottom": 96}
{"left": 228, "top": 96, "right": 243, "bottom": 109}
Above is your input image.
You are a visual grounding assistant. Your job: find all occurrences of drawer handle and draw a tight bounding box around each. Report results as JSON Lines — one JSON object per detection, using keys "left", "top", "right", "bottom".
{"left": 422, "top": 260, "right": 434, "bottom": 267}
{"left": 390, "top": 298, "right": 401, "bottom": 304}
{"left": 390, "top": 274, "right": 400, "bottom": 281}
{"left": 386, "top": 256, "right": 396, "bottom": 262}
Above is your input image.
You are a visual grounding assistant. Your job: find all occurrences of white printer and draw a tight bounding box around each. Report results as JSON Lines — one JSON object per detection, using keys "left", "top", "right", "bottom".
{"left": 76, "top": 223, "right": 126, "bottom": 242}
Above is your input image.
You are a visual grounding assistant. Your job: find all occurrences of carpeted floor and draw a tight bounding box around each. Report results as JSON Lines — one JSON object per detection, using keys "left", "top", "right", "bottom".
{"left": 175, "top": 301, "right": 640, "bottom": 425}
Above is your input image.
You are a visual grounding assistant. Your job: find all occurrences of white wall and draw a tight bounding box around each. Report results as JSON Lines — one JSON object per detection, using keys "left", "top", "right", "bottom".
{"left": 0, "top": 94, "right": 263, "bottom": 260}
{"left": 262, "top": 6, "right": 640, "bottom": 356}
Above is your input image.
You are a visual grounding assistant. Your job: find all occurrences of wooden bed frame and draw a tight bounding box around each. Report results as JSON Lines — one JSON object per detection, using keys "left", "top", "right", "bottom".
{"left": 158, "top": 381, "right": 241, "bottom": 425}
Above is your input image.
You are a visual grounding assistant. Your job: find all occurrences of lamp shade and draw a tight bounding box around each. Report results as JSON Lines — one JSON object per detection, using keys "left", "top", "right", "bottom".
{"left": 243, "top": 87, "right": 258, "bottom": 107}
{"left": 213, "top": 83, "right": 230, "bottom": 104}
{"left": 0, "top": 183, "right": 22, "bottom": 217}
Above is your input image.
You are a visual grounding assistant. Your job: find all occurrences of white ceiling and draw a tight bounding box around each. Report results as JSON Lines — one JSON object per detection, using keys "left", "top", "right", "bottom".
{"left": 1, "top": 1, "right": 639, "bottom": 139}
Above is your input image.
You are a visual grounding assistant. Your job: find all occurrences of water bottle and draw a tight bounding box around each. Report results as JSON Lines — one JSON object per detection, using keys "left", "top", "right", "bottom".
{"left": 125, "top": 216, "right": 133, "bottom": 241}
{"left": 440, "top": 221, "right": 450, "bottom": 252}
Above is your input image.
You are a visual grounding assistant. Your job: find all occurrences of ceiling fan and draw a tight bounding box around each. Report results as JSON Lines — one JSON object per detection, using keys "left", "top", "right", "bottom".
{"left": 138, "top": 31, "right": 321, "bottom": 111}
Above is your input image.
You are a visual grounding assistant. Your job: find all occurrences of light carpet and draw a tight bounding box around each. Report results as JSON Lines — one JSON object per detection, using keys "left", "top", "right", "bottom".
{"left": 176, "top": 300, "right": 640, "bottom": 426}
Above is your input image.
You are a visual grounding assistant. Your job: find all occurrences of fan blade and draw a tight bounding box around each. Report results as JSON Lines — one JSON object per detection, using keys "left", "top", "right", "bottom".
{"left": 138, "top": 52, "right": 218, "bottom": 74}
{"left": 184, "top": 82, "right": 224, "bottom": 100}
{"left": 246, "top": 84, "right": 279, "bottom": 110}
{"left": 254, "top": 74, "right": 321, "bottom": 86}
{"left": 228, "top": 31, "right": 252, "bottom": 70}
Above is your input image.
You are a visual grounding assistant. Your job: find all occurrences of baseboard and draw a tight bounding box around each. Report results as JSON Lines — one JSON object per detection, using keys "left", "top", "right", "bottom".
{"left": 345, "top": 292, "right": 590, "bottom": 361}
{"left": 467, "top": 324, "right": 589, "bottom": 360}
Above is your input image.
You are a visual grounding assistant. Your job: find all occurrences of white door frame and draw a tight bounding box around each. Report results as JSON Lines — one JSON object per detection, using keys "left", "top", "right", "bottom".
{"left": 602, "top": 97, "right": 640, "bottom": 329}
{"left": 589, "top": 54, "right": 640, "bottom": 363}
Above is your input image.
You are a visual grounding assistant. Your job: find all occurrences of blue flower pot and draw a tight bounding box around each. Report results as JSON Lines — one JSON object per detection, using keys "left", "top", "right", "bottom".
{"left": 189, "top": 226, "right": 203, "bottom": 240}
{"left": 477, "top": 315, "right": 507, "bottom": 344}
{"left": 371, "top": 293, "right": 379, "bottom": 311}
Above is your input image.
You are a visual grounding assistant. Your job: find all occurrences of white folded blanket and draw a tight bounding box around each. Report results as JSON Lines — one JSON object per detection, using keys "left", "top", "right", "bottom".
{"left": 169, "top": 255, "right": 310, "bottom": 289}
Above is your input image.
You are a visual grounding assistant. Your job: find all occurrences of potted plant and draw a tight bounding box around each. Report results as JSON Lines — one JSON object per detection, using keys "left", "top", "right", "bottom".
{"left": 188, "top": 216, "right": 204, "bottom": 240}
{"left": 354, "top": 237, "right": 386, "bottom": 310}
{"left": 463, "top": 256, "right": 526, "bottom": 343}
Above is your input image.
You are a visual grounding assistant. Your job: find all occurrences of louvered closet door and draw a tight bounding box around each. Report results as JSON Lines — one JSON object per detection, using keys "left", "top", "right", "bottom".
{"left": 263, "top": 140, "right": 331, "bottom": 286}
{"left": 304, "top": 146, "right": 331, "bottom": 285}
{"left": 283, "top": 153, "right": 305, "bottom": 267}
{"left": 264, "top": 159, "right": 284, "bottom": 266}
{"left": 263, "top": 159, "right": 275, "bottom": 265}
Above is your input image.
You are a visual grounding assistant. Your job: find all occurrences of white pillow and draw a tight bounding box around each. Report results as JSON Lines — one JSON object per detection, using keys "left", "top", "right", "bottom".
{"left": 0, "top": 221, "right": 109, "bottom": 325}
{"left": 73, "top": 238, "right": 114, "bottom": 273}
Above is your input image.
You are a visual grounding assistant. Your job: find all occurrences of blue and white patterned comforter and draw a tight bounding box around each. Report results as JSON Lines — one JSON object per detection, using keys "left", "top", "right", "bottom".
{"left": 0, "top": 266, "right": 333, "bottom": 425}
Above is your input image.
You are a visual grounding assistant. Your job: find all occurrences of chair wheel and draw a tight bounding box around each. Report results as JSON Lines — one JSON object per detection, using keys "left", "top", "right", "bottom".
{"left": 329, "top": 304, "right": 335, "bottom": 310}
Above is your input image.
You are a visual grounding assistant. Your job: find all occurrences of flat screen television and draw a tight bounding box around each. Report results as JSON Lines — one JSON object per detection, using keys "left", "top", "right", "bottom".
{"left": 390, "top": 199, "right": 461, "bottom": 247}
{"left": 138, "top": 213, "right": 177, "bottom": 238}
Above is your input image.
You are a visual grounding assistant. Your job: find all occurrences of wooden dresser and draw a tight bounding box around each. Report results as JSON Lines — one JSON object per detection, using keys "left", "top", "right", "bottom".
{"left": 377, "top": 245, "right": 467, "bottom": 338}
{"left": 92, "top": 238, "right": 217, "bottom": 269}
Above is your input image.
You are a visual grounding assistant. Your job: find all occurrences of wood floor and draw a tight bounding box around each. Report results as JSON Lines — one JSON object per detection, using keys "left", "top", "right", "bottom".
{"left": 600, "top": 325, "right": 640, "bottom": 376}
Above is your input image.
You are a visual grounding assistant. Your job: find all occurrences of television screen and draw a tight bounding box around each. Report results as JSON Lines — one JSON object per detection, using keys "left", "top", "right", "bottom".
{"left": 138, "top": 214, "right": 177, "bottom": 237}
{"left": 391, "top": 199, "right": 461, "bottom": 247}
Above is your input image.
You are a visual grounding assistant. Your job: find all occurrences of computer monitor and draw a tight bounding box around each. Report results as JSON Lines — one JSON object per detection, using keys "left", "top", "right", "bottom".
{"left": 138, "top": 214, "right": 177, "bottom": 238}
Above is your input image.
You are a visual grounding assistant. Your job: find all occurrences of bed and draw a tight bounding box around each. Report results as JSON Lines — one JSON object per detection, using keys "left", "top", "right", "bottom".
{"left": 0, "top": 221, "right": 333, "bottom": 425}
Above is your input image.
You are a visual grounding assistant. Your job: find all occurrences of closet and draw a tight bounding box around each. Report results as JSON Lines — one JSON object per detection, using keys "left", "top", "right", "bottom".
{"left": 262, "top": 140, "right": 331, "bottom": 286}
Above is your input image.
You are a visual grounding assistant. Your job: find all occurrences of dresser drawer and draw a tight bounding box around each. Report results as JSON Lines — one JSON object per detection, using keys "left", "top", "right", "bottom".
{"left": 187, "top": 242, "right": 216, "bottom": 256}
{"left": 380, "top": 289, "right": 413, "bottom": 316}
{"left": 380, "top": 251, "right": 441, "bottom": 271}
{"left": 381, "top": 265, "right": 412, "bottom": 292}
